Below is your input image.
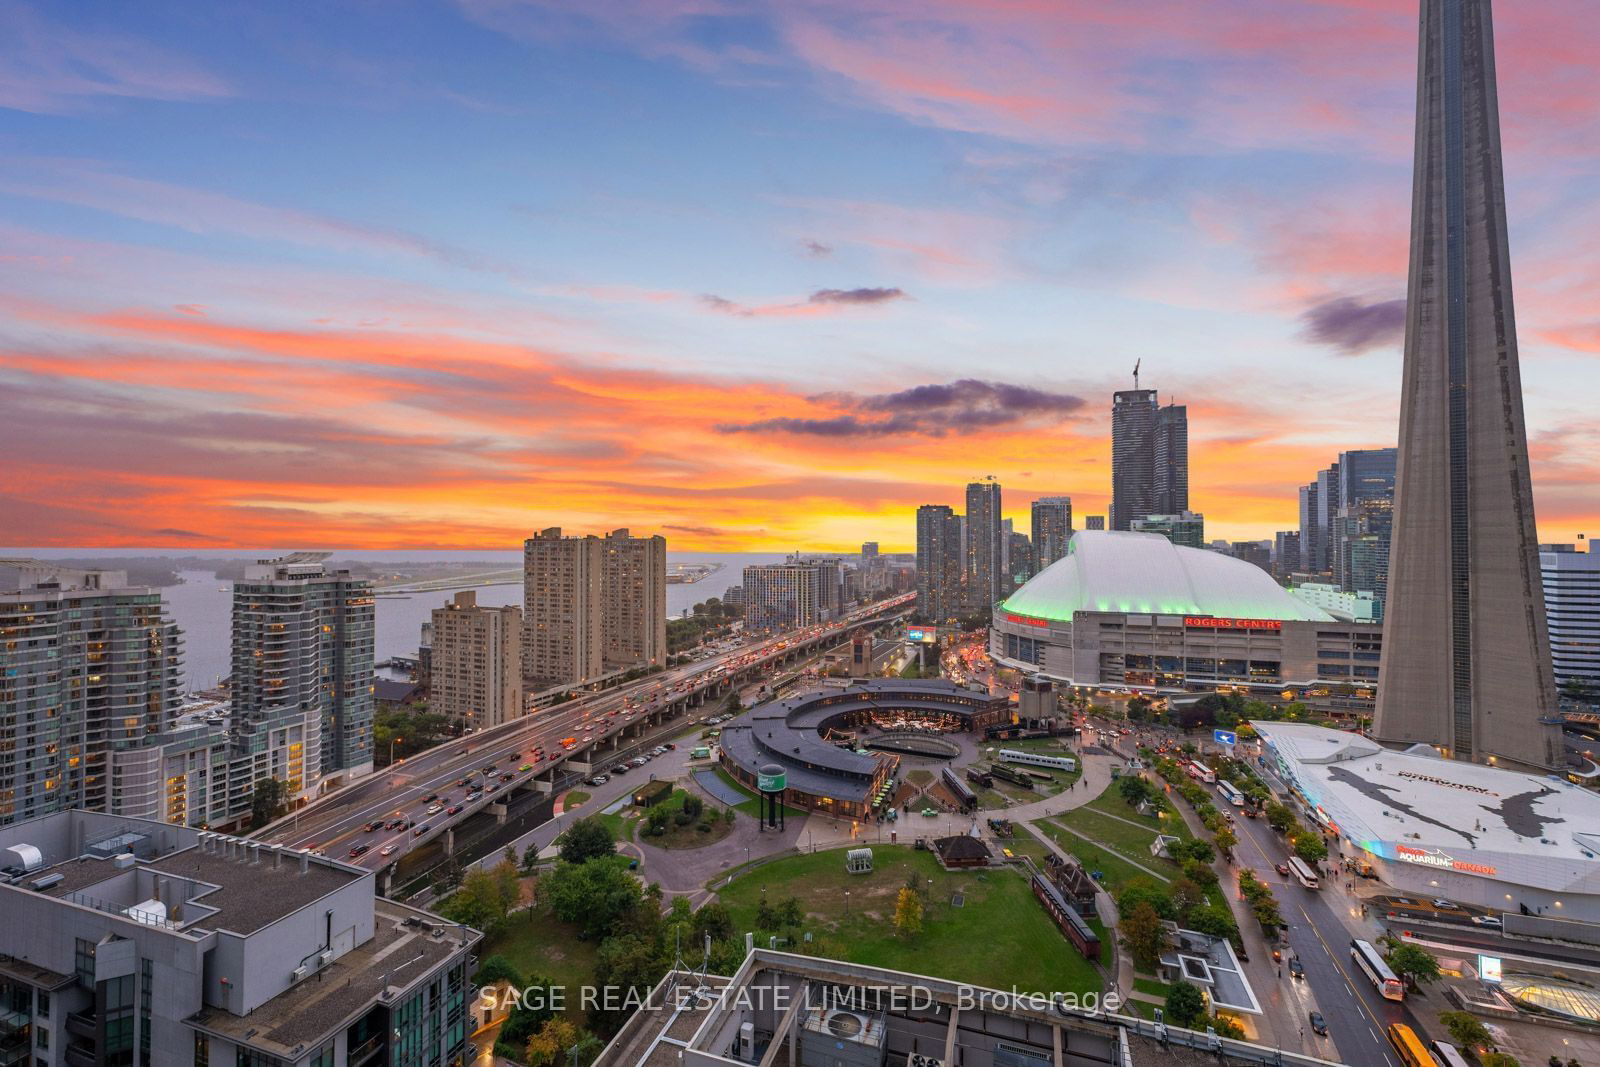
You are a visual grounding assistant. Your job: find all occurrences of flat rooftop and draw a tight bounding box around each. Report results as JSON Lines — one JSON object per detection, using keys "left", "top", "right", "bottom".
{"left": 35, "top": 841, "right": 365, "bottom": 936}
{"left": 1255, "top": 721, "right": 1600, "bottom": 894}
{"left": 595, "top": 950, "right": 1336, "bottom": 1067}
{"left": 188, "top": 899, "right": 477, "bottom": 1060}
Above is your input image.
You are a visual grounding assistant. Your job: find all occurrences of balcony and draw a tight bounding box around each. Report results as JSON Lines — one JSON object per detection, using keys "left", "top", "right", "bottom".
{"left": 66, "top": 1043, "right": 97, "bottom": 1067}
{"left": 65, "top": 1009, "right": 97, "bottom": 1040}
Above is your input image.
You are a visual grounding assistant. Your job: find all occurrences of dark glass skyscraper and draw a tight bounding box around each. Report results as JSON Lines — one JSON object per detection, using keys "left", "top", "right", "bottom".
{"left": 1110, "top": 389, "right": 1186, "bottom": 530}
{"left": 964, "top": 480, "right": 1003, "bottom": 615}
{"left": 1374, "top": 0, "right": 1561, "bottom": 770}
{"left": 915, "top": 504, "right": 963, "bottom": 623}
{"left": 1031, "top": 496, "right": 1073, "bottom": 572}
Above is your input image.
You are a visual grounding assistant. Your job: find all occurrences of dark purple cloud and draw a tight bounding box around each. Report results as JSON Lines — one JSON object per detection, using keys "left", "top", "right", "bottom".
{"left": 1302, "top": 296, "right": 1406, "bottom": 354}
{"left": 801, "top": 239, "right": 833, "bottom": 257}
{"left": 809, "top": 286, "right": 903, "bottom": 305}
{"left": 717, "top": 378, "right": 1083, "bottom": 438}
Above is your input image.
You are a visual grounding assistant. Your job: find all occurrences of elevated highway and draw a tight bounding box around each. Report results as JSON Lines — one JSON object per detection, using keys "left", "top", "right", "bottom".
{"left": 252, "top": 593, "right": 913, "bottom": 882}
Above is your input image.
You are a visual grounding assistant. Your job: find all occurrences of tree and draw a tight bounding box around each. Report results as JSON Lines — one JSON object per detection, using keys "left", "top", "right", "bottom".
{"left": 1117, "top": 882, "right": 1176, "bottom": 922}
{"left": 559, "top": 817, "right": 617, "bottom": 864}
{"left": 1184, "top": 904, "right": 1238, "bottom": 942}
{"left": 1439, "top": 1011, "right": 1491, "bottom": 1051}
{"left": 494, "top": 975, "right": 557, "bottom": 1058}
{"left": 1122, "top": 901, "right": 1166, "bottom": 969}
{"left": 1387, "top": 944, "right": 1441, "bottom": 989}
{"left": 545, "top": 858, "right": 644, "bottom": 938}
{"left": 1293, "top": 833, "right": 1328, "bottom": 865}
{"left": 1478, "top": 1055, "right": 1520, "bottom": 1067}
{"left": 1264, "top": 802, "right": 1294, "bottom": 834}
{"left": 893, "top": 887, "right": 924, "bottom": 936}
{"left": 1163, "top": 982, "right": 1206, "bottom": 1029}
{"left": 693, "top": 901, "right": 734, "bottom": 943}
{"left": 1170, "top": 877, "right": 1204, "bottom": 918}
{"left": 523, "top": 842, "right": 542, "bottom": 870}
{"left": 1214, "top": 827, "right": 1238, "bottom": 855}
{"left": 439, "top": 866, "right": 516, "bottom": 931}
{"left": 249, "top": 778, "right": 290, "bottom": 829}
{"left": 525, "top": 1017, "right": 580, "bottom": 1067}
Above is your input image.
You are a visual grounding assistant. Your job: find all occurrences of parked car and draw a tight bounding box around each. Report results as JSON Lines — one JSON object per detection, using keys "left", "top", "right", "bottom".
{"left": 589, "top": 775, "right": 609, "bottom": 786}
{"left": 1288, "top": 958, "right": 1305, "bottom": 979}
{"left": 1308, "top": 1011, "right": 1327, "bottom": 1036}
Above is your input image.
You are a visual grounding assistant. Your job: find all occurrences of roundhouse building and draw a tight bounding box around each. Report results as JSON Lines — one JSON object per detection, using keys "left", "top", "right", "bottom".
{"left": 718, "top": 679, "right": 1010, "bottom": 818}
{"left": 988, "top": 531, "right": 1384, "bottom": 715}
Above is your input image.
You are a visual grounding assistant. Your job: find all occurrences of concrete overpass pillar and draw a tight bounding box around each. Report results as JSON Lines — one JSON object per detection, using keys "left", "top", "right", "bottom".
{"left": 444, "top": 828, "right": 455, "bottom": 856}
{"left": 492, "top": 803, "right": 508, "bottom": 825}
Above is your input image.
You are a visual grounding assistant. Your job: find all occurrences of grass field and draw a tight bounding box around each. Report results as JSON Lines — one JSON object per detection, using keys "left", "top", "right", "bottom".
{"left": 717, "top": 846, "right": 1103, "bottom": 996}
{"left": 1035, "top": 818, "right": 1168, "bottom": 890}
{"left": 637, "top": 789, "right": 734, "bottom": 849}
{"left": 477, "top": 902, "right": 599, "bottom": 1019}
{"left": 562, "top": 789, "right": 591, "bottom": 809}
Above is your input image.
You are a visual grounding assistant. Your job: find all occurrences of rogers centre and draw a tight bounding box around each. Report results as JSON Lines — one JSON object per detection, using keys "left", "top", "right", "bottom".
{"left": 1254, "top": 721, "right": 1600, "bottom": 919}
{"left": 987, "top": 531, "right": 1383, "bottom": 715}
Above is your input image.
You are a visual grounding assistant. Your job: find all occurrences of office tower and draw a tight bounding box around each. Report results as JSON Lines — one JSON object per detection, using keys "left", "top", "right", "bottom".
{"left": 741, "top": 563, "right": 822, "bottom": 630}
{"left": 1274, "top": 531, "right": 1301, "bottom": 581}
{"left": 1297, "top": 481, "right": 1320, "bottom": 572}
{"left": 915, "top": 504, "right": 963, "bottom": 622}
{"left": 1540, "top": 544, "right": 1600, "bottom": 697}
{"left": 1129, "top": 511, "right": 1205, "bottom": 549}
{"left": 1336, "top": 496, "right": 1394, "bottom": 606}
{"left": 0, "top": 809, "right": 479, "bottom": 1067}
{"left": 431, "top": 590, "right": 524, "bottom": 731}
{"left": 859, "top": 541, "right": 886, "bottom": 595}
{"left": 1084, "top": 515, "right": 1105, "bottom": 531}
{"left": 964, "top": 480, "right": 1003, "bottom": 614}
{"left": 1374, "top": 0, "right": 1561, "bottom": 770}
{"left": 1231, "top": 542, "right": 1272, "bottom": 574}
{"left": 1031, "top": 497, "right": 1074, "bottom": 571}
{"left": 522, "top": 528, "right": 603, "bottom": 687}
{"left": 861, "top": 542, "right": 879, "bottom": 562}
{"left": 0, "top": 561, "right": 183, "bottom": 825}
{"left": 233, "top": 552, "right": 374, "bottom": 782}
{"left": 1111, "top": 389, "right": 1187, "bottom": 529}
{"left": 601, "top": 529, "right": 667, "bottom": 671}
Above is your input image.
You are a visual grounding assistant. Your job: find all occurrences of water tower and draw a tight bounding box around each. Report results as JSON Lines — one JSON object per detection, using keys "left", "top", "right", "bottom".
{"left": 756, "top": 763, "right": 786, "bottom": 832}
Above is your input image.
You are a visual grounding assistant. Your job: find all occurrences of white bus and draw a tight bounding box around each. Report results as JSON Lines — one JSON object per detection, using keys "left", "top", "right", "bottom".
{"left": 1187, "top": 760, "right": 1216, "bottom": 783}
{"left": 1216, "top": 780, "right": 1245, "bottom": 807}
{"left": 1287, "top": 856, "right": 1320, "bottom": 890}
{"left": 999, "top": 749, "right": 1076, "bottom": 772}
{"left": 1430, "top": 1041, "right": 1471, "bottom": 1067}
{"left": 1350, "top": 938, "right": 1405, "bottom": 1001}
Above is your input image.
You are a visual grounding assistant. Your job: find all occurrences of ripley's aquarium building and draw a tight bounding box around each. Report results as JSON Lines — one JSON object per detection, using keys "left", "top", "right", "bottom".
{"left": 989, "top": 531, "right": 1383, "bottom": 716}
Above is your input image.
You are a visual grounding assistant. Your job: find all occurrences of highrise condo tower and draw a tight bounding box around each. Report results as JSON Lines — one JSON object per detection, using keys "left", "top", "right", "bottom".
{"left": 1373, "top": 0, "right": 1561, "bottom": 769}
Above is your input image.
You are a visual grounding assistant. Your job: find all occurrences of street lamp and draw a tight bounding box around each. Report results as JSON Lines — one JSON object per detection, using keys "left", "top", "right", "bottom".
{"left": 389, "top": 736, "right": 404, "bottom": 766}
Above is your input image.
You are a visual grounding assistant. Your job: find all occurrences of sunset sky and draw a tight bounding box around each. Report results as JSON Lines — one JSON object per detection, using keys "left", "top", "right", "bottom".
{"left": 2, "top": 0, "right": 1598, "bottom": 552}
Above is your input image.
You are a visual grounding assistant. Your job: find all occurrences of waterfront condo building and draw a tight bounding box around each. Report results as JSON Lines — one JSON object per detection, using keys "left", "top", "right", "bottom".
{"left": 522, "top": 528, "right": 604, "bottom": 688}
{"left": 914, "top": 504, "right": 962, "bottom": 623}
{"left": 601, "top": 529, "right": 667, "bottom": 673}
{"left": 0, "top": 561, "right": 183, "bottom": 827}
{"left": 0, "top": 809, "right": 479, "bottom": 1067}
{"left": 1541, "top": 544, "right": 1600, "bottom": 698}
{"left": 430, "top": 591, "right": 524, "bottom": 731}
{"left": 741, "top": 563, "right": 822, "bottom": 631}
{"left": 1030, "top": 496, "right": 1073, "bottom": 573}
{"left": 231, "top": 553, "right": 374, "bottom": 787}
{"left": 964, "top": 480, "right": 1003, "bottom": 616}
{"left": 1110, "top": 389, "right": 1187, "bottom": 530}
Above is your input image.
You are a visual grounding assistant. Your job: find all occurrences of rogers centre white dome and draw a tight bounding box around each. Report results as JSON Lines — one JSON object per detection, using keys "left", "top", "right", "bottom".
{"left": 1000, "top": 530, "right": 1333, "bottom": 623}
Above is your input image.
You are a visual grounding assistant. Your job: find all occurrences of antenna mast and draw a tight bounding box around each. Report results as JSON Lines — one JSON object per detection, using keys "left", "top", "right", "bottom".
{"left": 1132, "top": 359, "right": 1141, "bottom": 391}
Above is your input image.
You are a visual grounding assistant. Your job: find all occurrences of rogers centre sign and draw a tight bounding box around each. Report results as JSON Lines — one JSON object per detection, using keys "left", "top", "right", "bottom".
{"left": 1396, "top": 844, "right": 1498, "bottom": 877}
{"left": 1183, "top": 616, "right": 1282, "bottom": 631}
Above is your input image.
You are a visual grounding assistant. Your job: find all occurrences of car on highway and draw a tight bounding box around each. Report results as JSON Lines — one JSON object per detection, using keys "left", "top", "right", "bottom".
{"left": 364, "top": 820, "right": 382, "bottom": 832}
{"left": 1308, "top": 1011, "right": 1327, "bottom": 1036}
{"left": 519, "top": 763, "right": 534, "bottom": 772}
{"left": 482, "top": 765, "right": 497, "bottom": 775}
{"left": 426, "top": 804, "right": 443, "bottom": 815}
{"left": 1471, "top": 915, "right": 1503, "bottom": 928}
{"left": 348, "top": 844, "right": 370, "bottom": 858}
{"left": 380, "top": 844, "right": 398, "bottom": 857}
{"left": 424, "top": 793, "right": 438, "bottom": 802}
{"left": 1288, "top": 958, "right": 1305, "bottom": 979}
{"left": 386, "top": 819, "right": 405, "bottom": 830}
{"left": 414, "top": 824, "right": 429, "bottom": 836}
{"left": 447, "top": 805, "right": 462, "bottom": 816}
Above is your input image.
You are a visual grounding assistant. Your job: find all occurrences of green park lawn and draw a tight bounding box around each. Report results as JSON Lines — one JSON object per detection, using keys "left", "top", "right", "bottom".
{"left": 637, "top": 789, "right": 734, "bottom": 849}
{"left": 1034, "top": 818, "right": 1167, "bottom": 892}
{"left": 717, "top": 846, "right": 1103, "bottom": 996}
{"left": 477, "top": 902, "right": 599, "bottom": 1019}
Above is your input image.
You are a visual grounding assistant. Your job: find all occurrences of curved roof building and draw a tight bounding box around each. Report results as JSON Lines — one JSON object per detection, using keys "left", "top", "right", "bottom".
{"left": 989, "top": 531, "right": 1382, "bottom": 714}
{"left": 1000, "top": 531, "right": 1332, "bottom": 625}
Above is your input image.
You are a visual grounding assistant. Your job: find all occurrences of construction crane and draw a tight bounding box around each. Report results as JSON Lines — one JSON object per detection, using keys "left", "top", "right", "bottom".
{"left": 1132, "top": 359, "right": 1141, "bottom": 390}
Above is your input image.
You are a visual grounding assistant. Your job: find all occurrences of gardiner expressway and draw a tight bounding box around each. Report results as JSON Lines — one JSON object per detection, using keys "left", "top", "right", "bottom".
{"left": 250, "top": 593, "right": 913, "bottom": 877}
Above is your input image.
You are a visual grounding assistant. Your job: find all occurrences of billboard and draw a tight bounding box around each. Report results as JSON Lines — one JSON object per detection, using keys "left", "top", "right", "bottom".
{"left": 905, "top": 627, "right": 938, "bottom": 644}
{"left": 1213, "top": 729, "right": 1238, "bottom": 747}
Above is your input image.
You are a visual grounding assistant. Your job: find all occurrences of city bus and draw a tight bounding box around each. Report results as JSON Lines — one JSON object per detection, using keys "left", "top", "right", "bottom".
{"left": 999, "top": 749, "right": 1076, "bottom": 772}
{"left": 1385, "top": 1024, "right": 1431, "bottom": 1066}
{"left": 1352, "top": 939, "right": 1406, "bottom": 1001}
{"left": 1287, "top": 856, "right": 1320, "bottom": 890}
{"left": 1187, "top": 760, "right": 1216, "bottom": 783}
{"left": 1216, "top": 779, "right": 1245, "bottom": 807}
{"left": 1430, "top": 1041, "right": 1471, "bottom": 1067}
